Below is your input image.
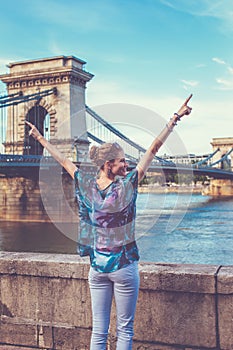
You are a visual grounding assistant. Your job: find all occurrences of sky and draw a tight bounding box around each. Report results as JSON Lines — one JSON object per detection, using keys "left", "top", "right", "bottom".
{"left": 0, "top": 0, "right": 233, "bottom": 155}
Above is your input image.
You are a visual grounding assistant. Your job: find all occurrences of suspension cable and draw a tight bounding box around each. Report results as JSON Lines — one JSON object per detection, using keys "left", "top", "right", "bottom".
{"left": 0, "top": 88, "right": 57, "bottom": 108}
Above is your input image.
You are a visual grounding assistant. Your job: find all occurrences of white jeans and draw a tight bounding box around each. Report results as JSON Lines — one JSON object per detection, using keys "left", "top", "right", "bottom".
{"left": 88, "top": 261, "right": 140, "bottom": 350}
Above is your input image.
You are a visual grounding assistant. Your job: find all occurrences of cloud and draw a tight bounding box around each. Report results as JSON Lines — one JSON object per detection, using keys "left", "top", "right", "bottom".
{"left": 181, "top": 79, "right": 199, "bottom": 87}
{"left": 212, "top": 57, "right": 226, "bottom": 65}
{"left": 0, "top": 59, "right": 9, "bottom": 65}
{"left": 159, "top": 0, "right": 175, "bottom": 9}
{"left": 161, "top": 0, "right": 233, "bottom": 32}
{"left": 0, "top": 56, "right": 26, "bottom": 71}
{"left": 0, "top": 58, "right": 12, "bottom": 70}
{"left": 181, "top": 79, "right": 199, "bottom": 91}
{"left": 227, "top": 66, "right": 233, "bottom": 75}
{"left": 196, "top": 63, "right": 206, "bottom": 68}
{"left": 211, "top": 57, "right": 233, "bottom": 90}
{"left": 215, "top": 78, "right": 233, "bottom": 90}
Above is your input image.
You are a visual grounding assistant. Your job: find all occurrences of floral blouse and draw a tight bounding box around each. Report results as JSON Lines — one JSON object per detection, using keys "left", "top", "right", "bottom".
{"left": 74, "top": 168, "right": 140, "bottom": 273}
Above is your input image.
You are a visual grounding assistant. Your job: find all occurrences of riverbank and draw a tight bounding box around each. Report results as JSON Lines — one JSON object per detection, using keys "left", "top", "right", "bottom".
{"left": 138, "top": 184, "right": 204, "bottom": 194}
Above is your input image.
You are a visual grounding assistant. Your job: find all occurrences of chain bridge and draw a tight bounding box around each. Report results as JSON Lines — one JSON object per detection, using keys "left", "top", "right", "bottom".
{"left": 0, "top": 56, "right": 233, "bottom": 199}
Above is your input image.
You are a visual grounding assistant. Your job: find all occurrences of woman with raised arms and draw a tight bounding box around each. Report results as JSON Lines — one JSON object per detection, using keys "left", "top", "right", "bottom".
{"left": 26, "top": 94, "right": 192, "bottom": 350}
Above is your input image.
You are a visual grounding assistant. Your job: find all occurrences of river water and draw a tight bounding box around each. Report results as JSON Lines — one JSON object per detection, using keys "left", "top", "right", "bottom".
{"left": 0, "top": 193, "right": 233, "bottom": 265}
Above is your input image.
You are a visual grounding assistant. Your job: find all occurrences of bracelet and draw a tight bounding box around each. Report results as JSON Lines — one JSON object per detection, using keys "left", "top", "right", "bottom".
{"left": 170, "top": 118, "right": 177, "bottom": 126}
{"left": 37, "top": 135, "right": 43, "bottom": 141}
{"left": 174, "top": 112, "right": 181, "bottom": 121}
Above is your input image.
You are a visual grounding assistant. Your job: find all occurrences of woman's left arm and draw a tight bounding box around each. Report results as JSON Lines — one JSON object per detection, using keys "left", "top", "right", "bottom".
{"left": 136, "top": 94, "right": 193, "bottom": 182}
{"left": 25, "top": 121, "right": 77, "bottom": 179}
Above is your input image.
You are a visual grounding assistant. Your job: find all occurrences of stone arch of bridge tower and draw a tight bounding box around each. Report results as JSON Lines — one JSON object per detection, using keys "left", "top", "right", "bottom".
{"left": 24, "top": 97, "right": 57, "bottom": 134}
{"left": 24, "top": 97, "right": 57, "bottom": 156}
{"left": 220, "top": 152, "right": 231, "bottom": 170}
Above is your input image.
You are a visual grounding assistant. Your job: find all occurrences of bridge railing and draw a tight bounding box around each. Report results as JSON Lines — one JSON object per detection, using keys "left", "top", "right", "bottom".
{"left": 0, "top": 154, "right": 57, "bottom": 165}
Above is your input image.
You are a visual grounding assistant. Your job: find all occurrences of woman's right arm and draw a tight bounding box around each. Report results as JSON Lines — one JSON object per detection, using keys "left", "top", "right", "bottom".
{"left": 136, "top": 94, "right": 193, "bottom": 182}
{"left": 25, "top": 121, "right": 77, "bottom": 179}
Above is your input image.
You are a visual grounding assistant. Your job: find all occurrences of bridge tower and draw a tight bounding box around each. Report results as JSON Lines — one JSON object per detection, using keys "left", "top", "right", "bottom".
{"left": 211, "top": 137, "right": 233, "bottom": 171}
{"left": 205, "top": 137, "right": 233, "bottom": 196}
{"left": 0, "top": 55, "right": 93, "bottom": 161}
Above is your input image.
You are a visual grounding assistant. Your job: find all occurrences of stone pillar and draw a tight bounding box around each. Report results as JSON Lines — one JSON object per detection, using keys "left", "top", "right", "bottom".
{"left": 204, "top": 137, "right": 233, "bottom": 196}
{"left": 211, "top": 137, "right": 233, "bottom": 171}
{"left": 0, "top": 56, "right": 93, "bottom": 161}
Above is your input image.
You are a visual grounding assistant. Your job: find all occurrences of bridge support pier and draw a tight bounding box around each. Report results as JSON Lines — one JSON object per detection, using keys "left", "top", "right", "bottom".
{"left": 0, "top": 172, "right": 78, "bottom": 223}
{"left": 203, "top": 179, "right": 233, "bottom": 196}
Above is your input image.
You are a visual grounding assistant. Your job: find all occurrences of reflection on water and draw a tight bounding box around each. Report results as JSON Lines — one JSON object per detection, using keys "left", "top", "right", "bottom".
{"left": 0, "top": 221, "right": 77, "bottom": 254}
{"left": 0, "top": 193, "right": 233, "bottom": 265}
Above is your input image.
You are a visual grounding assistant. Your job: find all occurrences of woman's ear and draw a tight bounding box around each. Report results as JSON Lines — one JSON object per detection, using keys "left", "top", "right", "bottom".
{"left": 105, "top": 160, "right": 110, "bottom": 168}
{"left": 104, "top": 160, "right": 114, "bottom": 177}
{"left": 108, "top": 163, "right": 113, "bottom": 175}
{"left": 103, "top": 160, "right": 111, "bottom": 173}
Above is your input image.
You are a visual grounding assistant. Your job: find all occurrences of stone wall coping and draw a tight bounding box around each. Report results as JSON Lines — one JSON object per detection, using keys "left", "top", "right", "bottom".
{"left": 0, "top": 252, "right": 90, "bottom": 280}
{"left": 139, "top": 261, "right": 219, "bottom": 293}
{"left": 0, "top": 252, "right": 223, "bottom": 294}
{"left": 217, "top": 265, "right": 233, "bottom": 294}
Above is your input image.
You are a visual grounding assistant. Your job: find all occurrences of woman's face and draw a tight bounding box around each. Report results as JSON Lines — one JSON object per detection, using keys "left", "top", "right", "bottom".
{"left": 110, "top": 152, "right": 128, "bottom": 177}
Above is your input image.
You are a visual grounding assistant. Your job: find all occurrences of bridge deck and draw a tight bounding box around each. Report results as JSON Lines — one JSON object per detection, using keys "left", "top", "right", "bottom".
{"left": 0, "top": 154, "right": 232, "bottom": 180}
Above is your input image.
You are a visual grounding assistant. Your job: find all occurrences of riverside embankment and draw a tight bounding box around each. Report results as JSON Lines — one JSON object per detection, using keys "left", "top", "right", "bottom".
{"left": 138, "top": 184, "right": 204, "bottom": 194}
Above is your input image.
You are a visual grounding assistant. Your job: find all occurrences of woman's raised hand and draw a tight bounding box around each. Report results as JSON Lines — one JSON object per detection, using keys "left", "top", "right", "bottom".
{"left": 25, "top": 120, "right": 42, "bottom": 140}
{"left": 176, "top": 94, "right": 193, "bottom": 119}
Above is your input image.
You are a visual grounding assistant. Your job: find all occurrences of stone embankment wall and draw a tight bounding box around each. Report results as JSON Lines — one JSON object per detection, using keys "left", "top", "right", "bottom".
{"left": 0, "top": 173, "right": 77, "bottom": 223}
{"left": 0, "top": 252, "right": 233, "bottom": 350}
{"left": 0, "top": 177, "right": 48, "bottom": 222}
